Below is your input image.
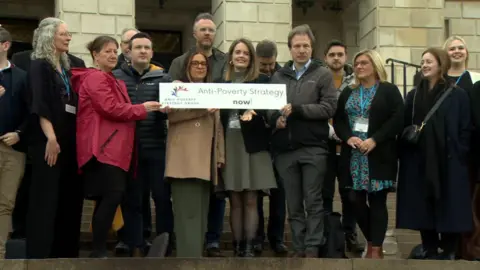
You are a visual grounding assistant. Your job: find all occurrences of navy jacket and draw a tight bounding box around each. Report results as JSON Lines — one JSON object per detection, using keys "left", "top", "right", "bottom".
{"left": 0, "top": 64, "right": 29, "bottom": 152}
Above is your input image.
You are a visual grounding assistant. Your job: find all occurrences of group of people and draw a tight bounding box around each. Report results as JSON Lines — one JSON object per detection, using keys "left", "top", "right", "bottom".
{"left": 0, "top": 11, "right": 480, "bottom": 261}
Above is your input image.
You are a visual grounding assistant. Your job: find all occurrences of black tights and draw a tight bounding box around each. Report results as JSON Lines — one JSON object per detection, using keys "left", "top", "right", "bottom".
{"left": 353, "top": 189, "right": 388, "bottom": 247}
{"left": 420, "top": 230, "right": 459, "bottom": 254}
{"left": 92, "top": 192, "right": 123, "bottom": 254}
{"left": 229, "top": 191, "right": 258, "bottom": 242}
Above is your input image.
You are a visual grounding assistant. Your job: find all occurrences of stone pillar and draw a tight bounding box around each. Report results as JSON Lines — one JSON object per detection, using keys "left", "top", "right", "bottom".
{"left": 55, "top": 0, "right": 136, "bottom": 67}
{"left": 341, "top": 1, "right": 360, "bottom": 61}
{"left": 358, "top": 0, "right": 445, "bottom": 91}
{"left": 211, "top": 0, "right": 292, "bottom": 65}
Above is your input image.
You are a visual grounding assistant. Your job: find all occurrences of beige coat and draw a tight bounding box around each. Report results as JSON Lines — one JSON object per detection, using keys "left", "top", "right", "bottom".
{"left": 165, "top": 109, "right": 225, "bottom": 185}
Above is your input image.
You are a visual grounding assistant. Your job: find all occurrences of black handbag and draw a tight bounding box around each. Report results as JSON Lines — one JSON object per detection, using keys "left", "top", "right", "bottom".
{"left": 401, "top": 86, "right": 453, "bottom": 144}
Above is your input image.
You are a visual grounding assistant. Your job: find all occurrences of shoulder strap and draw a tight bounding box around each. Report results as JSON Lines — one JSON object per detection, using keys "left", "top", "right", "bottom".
{"left": 422, "top": 86, "right": 454, "bottom": 125}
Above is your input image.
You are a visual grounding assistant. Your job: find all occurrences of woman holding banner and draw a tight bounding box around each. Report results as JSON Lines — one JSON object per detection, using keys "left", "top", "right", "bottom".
{"left": 164, "top": 50, "right": 225, "bottom": 258}
{"left": 218, "top": 38, "right": 277, "bottom": 257}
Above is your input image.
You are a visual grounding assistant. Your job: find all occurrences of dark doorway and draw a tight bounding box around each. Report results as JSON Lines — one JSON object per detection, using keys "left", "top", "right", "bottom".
{"left": 1, "top": 18, "right": 38, "bottom": 59}
{"left": 139, "top": 29, "right": 183, "bottom": 71}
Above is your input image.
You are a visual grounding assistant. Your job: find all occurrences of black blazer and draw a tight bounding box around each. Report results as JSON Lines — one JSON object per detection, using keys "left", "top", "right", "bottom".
{"left": 11, "top": 50, "right": 86, "bottom": 72}
{"left": 333, "top": 81, "right": 404, "bottom": 188}
{"left": 219, "top": 74, "right": 271, "bottom": 154}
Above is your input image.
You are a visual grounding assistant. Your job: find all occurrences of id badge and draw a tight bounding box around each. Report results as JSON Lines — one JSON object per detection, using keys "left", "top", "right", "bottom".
{"left": 65, "top": 104, "right": 76, "bottom": 114}
{"left": 353, "top": 117, "right": 368, "bottom": 133}
{"left": 228, "top": 114, "right": 241, "bottom": 129}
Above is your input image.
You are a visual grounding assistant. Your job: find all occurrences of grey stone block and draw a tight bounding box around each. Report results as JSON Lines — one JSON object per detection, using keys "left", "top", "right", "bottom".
{"left": 352, "top": 259, "right": 480, "bottom": 270}
{"left": 0, "top": 260, "right": 26, "bottom": 270}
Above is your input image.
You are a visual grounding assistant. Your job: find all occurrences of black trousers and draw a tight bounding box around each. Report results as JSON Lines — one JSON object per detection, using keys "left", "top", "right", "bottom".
{"left": 353, "top": 190, "right": 388, "bottom": 247}
{"left": 256, "top": 165, "right": 286, "bottom": 245}
{"left": 26, "top": 143, "right": 84, "bottom": 259}
{"left": 83, "top": 160, "right": 126, "bottom": 254}
{"left": 322, "top": 145, "right": 357, "bottom": 235}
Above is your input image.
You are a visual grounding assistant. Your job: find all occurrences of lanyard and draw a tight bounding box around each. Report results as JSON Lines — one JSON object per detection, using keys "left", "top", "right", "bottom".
{"left": 455, "top": 70, "right": 466, "bottom": 85}
{"left": 359, "top": 84, "right": 376, "bottom": 115}
{"left": 59, "top": 68, "right": 71, "bottom": 98}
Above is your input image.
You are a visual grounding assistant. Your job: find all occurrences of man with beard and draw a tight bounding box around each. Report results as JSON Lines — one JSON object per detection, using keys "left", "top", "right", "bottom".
{"left": 253, "top": 40, "right": 287, "bottom": 256}
{"left": 168, "top": 12, "right": 227, "bottom": 257}
{"left": 322, "top": 40, "right": 363, "bottom": 254}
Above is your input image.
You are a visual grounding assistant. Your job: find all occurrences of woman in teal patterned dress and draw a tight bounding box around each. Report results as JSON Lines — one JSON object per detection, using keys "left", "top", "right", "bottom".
{"left": 334, "top": 49, "right": 404, "bottom": 259}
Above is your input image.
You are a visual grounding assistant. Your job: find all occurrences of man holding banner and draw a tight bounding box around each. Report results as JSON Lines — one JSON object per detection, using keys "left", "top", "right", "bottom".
{"left": 267, "top": 25, "right": 337, "bottom": 258}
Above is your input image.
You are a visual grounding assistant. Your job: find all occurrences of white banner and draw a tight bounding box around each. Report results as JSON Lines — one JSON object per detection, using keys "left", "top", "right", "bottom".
{"left": 159, "top": 83, "right": 287, "bottom": 109}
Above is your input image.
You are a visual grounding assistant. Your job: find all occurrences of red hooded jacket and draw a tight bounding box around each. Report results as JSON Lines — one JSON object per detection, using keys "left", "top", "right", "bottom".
{"left": 71, "top": 68, "right": 147, "bottom": 172}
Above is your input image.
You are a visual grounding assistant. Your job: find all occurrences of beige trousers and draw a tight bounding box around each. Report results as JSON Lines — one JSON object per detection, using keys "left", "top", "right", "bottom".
{"left": 0, "top": 143, "right": 25, "bottom": 258}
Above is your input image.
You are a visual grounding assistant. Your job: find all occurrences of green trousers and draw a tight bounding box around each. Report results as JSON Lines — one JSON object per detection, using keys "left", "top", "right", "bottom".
{"left": 171, "top": 178, "right": 210, "bottom": 257}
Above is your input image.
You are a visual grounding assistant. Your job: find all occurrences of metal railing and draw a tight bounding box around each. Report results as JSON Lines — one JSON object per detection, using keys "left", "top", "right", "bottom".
{"left": 386, "top": 58, "right": 421, "bottom": 97}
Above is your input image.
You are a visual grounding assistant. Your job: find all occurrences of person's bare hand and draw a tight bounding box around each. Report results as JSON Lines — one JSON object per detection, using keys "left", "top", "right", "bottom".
{"left": 0, "top": 85, "right": 5, "bottom": 98}
{"left": 173, "top": 80, "right": 182, "bottom": 83}
{"left": 281, "top": 104, "right": 292, "bottom": 117}
{"left": 276, "top": 116, "right": 286, "bottom": 129}
{"left": 45, "top": 138, "right": 61, "bottom": 167}
{"left": 143, "top": 101, "right": 162, "bottom": 112}
{"left": 160, "top": 105, "right": 171, "bottom": 113}
{"left": 240, "top": 110, "right": 256, "bottom": 121}
{"left": 347, "top": 136, "right": 363, "bottom": 149}
{"left": 359, "top": 138, "right": 376, "bottom": 155}
{"left": 207, "top": 108, "right": 219, "bottom": 113}
{"left": 0, "top": 132, "right": 20, "bottom": 146}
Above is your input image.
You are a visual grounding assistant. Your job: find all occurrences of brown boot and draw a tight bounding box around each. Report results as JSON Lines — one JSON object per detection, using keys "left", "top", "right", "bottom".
{"left": 364, "top": 242, "right": 373, "bottom": 258}
{"left": 371, "top": 246, "right": 384, "bottom": 259}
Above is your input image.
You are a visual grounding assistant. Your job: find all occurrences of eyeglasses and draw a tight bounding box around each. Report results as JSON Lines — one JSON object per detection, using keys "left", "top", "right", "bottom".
{"left": 354, "top": 61, "right": 370, "bottom": 67}
{"left": 58, "top": 32, "right": 72, "bottom": 37}
{"left": 198, "top": 27, "right": 216, "bottom": 34}
{"left": 191, "top": 61, "right": 207, "bottom": 68}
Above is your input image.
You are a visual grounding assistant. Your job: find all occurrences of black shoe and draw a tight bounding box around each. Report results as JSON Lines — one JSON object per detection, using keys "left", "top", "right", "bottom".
{"left": 89, "top": 250, "right": 108, "bottom": 258}
{"left": 253, "top": 242, "right": 263, "bottom": 255}
{"left": 244, "top": 240, "right": 255, "bottom": 257}
{"left": 271, "top": 242, "right": 288, "bottom": 256}
{"left": 435, "top": 251, "right": 456, "bottom": 260}
{"left": 114, "top": 241, "right": 130, "bottom": 257}
{"left": 345, "top": 233, "right": 364, "bottom": 253}
{"left": 206, "top": 246, "right": 223, "bottom": 257}
{"left": 233, "top": 241, "right": 244, "bottom": 257}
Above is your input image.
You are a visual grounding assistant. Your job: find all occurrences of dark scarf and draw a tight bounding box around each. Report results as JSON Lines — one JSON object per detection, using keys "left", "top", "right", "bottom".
{"left": 414, "top": 78, "right": 450, "bottom": 200}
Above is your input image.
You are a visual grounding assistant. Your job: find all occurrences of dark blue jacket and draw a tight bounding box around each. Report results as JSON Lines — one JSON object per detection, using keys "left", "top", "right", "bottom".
{"left": 0, "top": 63, "right": 29, "bottom": 152}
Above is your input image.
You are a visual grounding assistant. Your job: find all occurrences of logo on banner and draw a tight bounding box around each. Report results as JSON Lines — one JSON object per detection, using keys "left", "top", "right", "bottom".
{"left": 171, "top": 86, "right": 188, "bottom": 97}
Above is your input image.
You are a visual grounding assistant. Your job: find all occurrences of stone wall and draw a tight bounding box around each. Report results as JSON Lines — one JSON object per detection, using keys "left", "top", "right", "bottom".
{"left": 444, "top": 0, "right": 480, "bottom": 71}
{"left": 212, "top": 0, "right": 292, "bottom": 65}
{"left": 55, "top": 0, "right": 136, "bottom": 67}
{"left": 341, "top": 0, "right": 360, "bottom": 61}
{"left": 358, "top": 0, "right": 377, "bottom": 50}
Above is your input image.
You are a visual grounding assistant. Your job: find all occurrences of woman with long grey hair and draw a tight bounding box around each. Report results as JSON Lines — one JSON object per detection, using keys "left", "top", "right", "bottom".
{"left": 26, "top": 17, "right": 84, "bottom": 259}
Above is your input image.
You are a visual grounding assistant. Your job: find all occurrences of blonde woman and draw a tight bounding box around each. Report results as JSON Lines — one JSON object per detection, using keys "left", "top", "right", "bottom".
{"left": 333, "top": 49, "right": 404, "bottom": 259}
{"left": 444, "top": 37, "right": 480, "bottom": 261}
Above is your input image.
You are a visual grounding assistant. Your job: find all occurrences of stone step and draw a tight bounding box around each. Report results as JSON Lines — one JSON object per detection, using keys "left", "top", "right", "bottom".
{"left": 6, "top": 257, "right": 480, "bottom": 269}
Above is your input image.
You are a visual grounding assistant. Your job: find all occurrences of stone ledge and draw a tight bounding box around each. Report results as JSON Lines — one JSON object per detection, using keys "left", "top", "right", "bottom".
{"left": 6, "top": 258, "right": 480, "bottom": 270}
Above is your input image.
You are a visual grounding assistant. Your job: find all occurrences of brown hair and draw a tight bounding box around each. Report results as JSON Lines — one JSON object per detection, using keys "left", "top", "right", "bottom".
{"left": 288, "top": 24, "right": 315, "bottom": 49}
{"left": 225, "top": 38, "right": 259, "bottom": 82}
{"left": 182, "top": 49, "right": 211, "bottom": 83}
{"left": 421, "top": 47, "right": 451, "bottom": 83}
{"left": 86, "top": 35, "right": 119, "bottom": 60}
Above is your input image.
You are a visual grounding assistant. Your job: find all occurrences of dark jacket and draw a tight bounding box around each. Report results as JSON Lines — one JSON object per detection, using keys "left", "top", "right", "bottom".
{"left": 333, "top": 82, "right": 404, "bottom": 188}
{"left": 28, "top": 59, "right": 78, "bottom": 146}
{"left": 0, "top": 64, "right": 29, "bottom": 152}
{"left": 113, "top": 63, "right": 171, "bottom": 149}
{"left": 219, "top": 74, "right": 271, "bottom": 154}
{"left": 267, "top": 60, "right": 337, "bottom": 153}
{"left": 168, "top": 47, "right": 226, "bottom": 82}
{"left": 396, "top": 81, "right": 472, "bottom": 232}
{"left": 11, "top": 50, "right": 85, "bottom": 71}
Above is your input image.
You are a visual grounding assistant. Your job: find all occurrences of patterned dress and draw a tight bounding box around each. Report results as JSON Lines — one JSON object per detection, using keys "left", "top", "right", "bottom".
{"left": 346, "top": 85, "right": 394, "bottom": 193}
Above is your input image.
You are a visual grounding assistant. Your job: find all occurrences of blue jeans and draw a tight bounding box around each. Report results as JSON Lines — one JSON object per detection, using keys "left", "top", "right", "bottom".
{"left": 123, "top": 147, "right": 173, "bottom": 248}
{"left": 205, "top": 193, "right": 225, "bottom": 249}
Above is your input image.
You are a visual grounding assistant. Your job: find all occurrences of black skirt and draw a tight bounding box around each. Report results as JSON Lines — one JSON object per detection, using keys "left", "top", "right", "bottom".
{"left": 81, "top": 158, "right": 127, "bottom": 199}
